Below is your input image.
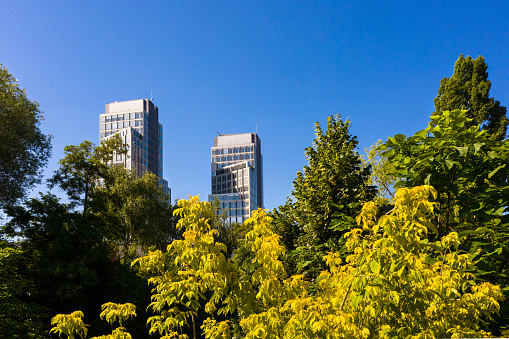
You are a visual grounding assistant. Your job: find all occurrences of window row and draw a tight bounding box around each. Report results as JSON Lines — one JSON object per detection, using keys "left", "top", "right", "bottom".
{"left": 212, "top": 154, "right": 253, "bottom": 162}
{"left": 212, "top": 146, "right": 253, "bottom": 155}
{"left": 100, "top": 112, "right": 143, "bottom": 122}
{"left": 100, "top": 120, "right": 142, "bottom": 130}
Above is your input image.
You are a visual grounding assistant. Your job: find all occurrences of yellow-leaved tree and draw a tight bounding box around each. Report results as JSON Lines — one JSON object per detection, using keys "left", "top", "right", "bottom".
{"left": 280, "top": 185, "right": 504, "bottom": 338}
{"left": 50, "top": 187, "right": 504, "bottom": 338}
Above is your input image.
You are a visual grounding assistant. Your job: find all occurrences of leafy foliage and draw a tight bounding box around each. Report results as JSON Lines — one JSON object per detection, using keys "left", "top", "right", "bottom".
{"left": 434, "top": 54, "right": 508, "bottom": 140}
{"left": 133, "top": 196, "right": 238, "bottom": 338}
{"left": 93, "top": 166, "right": 176, "bottom": 254}
{"left": 361, "top": 140, "right": 396, "bottom": 204}
{"left": 280, "top": 186, "right": 504, "bottom": 338}
{"left": 48, "top": 189, "right": 506, "bottom": 338}
{"left": 0, "top": 64, "right": 52, "bottom": 206}
{"left": 0, "top": 245, "right": 46, "bottom": 338}
{"left": 48, "top": 137, "right": 127, "bottom": 214}
{"left": 273, "top": 114, "right": 375, "bottom": 279}
{"left": 379, "top": 109, "right": 509, "bottom": 334}
{"left": 50, "top": 303, "right": 136, "bottom": 339}
{"left": 2, "top": 193, "right": 151, "bottom": 338}
{"left": 50, "top": 311, "right": 88, "bottom": 339}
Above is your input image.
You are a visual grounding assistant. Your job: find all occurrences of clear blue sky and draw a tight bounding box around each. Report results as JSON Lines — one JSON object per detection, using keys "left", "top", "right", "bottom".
{"left": 1, "top": 1, "right": 508, "bottom": 209}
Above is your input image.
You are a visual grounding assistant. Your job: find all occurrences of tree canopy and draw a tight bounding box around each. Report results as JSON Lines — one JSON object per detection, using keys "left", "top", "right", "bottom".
{"left": 273, "top": 114, "right": 376, "bottom": 278}
{"left": 52, "top": 189, "right": 506, "bottom": 338}
{"left": 0, "top": 64, "right": 51, "bottom": 206}
{"left": 433, "top": 55, "right": 508, "bottom": 140}
{"left": 48, "top": 136, "right": 127, "bottom": 214}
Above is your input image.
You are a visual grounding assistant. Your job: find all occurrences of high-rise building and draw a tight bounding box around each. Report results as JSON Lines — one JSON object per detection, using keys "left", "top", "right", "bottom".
{"left": 209, "top": 133, "right": 263, "bottom": 224}
{"left": 99, "top": 99, "right": 170, "bottom": 195}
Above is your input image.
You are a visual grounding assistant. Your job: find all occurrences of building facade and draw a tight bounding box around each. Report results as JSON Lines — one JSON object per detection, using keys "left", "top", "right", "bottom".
{"left": 99, "top": 99, "right": 169, "bottom": 195}
{"left": 209, "top": 133, "right": 263, "bottom": 224}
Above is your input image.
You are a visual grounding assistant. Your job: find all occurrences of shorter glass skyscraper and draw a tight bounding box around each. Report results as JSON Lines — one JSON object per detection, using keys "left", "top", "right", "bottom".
{"left": 209, "top": 133, "right": 263, "bottom": 224}
{"left": 99, "top": 99, "right": 169, "bottom": 195}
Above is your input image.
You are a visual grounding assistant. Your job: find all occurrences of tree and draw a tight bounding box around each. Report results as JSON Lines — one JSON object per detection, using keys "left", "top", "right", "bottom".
{"left": 273, "top": 114, "right": 376, "bottom": 278}
{"left": 280, "top": 186, "right": 504, "bottom": 338}
{"left": 47, "top": 190, "right": 507, "bottom": 338}
{"left": 0, "top": 64, "right": 51, "bottom": 206}
{"left": 93, "top": 166, "right": 176, "bottom": 254}
{"left": 434, "top": 55, "right": 508, "bottom": 140}
{"left": 48, "top": 137, "right": 126, "bottom": 214}
{"left": 0, "top": 244, "right": 47, "bottom": 338}
{"left": 379, "top": 109, "right": 509, "bottom": 334}
{"left": 361, "top": 140, "right": 397, "bottom": 204}
{"left": 133, "top": 196, "right": 238, "bottom": 338}
{"left": 2, "top": 193, "right": 153, "bottom": 338}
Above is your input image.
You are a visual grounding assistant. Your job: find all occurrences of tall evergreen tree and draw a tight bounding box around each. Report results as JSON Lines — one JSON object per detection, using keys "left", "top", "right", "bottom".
{"left": 273, "top": 115, "right": 375, "bottom": 279}
{"left": 434, "top": 55, "right": 508, "bottom": 140}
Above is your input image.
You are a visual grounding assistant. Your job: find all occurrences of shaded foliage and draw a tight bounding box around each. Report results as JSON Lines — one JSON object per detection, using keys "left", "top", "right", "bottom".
{"left": 0, "top": 64, "right": 51, "bottom": 207}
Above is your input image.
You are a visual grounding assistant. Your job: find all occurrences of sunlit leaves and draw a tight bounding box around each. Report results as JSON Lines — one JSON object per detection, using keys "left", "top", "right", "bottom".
{"left": 50, "top": 311, "right": 88, "bottom": 339}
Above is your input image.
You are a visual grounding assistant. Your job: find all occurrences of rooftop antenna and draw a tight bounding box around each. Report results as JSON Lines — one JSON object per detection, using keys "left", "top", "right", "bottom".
{"left": 150, "top": 90, "right": 154, "bottom": 102}
{"left": 216, "top": 131, "right": 222, "bottom": 136}
{"left": 256, "top": 123, "right": 258, "bottom": 134}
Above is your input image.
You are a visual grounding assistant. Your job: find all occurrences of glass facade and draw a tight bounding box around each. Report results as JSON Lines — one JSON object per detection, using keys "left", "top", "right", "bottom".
{"left": 99, "top": 99, "right": 170, "bottom": 197}
{"left": 208, "top": 133, "right": 263, "bottom": 224}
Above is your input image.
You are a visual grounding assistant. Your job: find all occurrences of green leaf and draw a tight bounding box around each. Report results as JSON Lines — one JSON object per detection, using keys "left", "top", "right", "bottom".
{"left": 424, "top": 174, "right": 431, "bottom": 185}
{"left": 445, "top": 159, "right": 454, "bottom": 169}
{"left": 488, "top": 164, "right": 506, "bottom": 178}
{"left": 414, "top": 129, "right": 428, "bottom": 138}
{"left": 394, "top": 134, "right": 406, "bottom": 142}
{"left": 456, "top": 146, "right": 469, "bottom": 156}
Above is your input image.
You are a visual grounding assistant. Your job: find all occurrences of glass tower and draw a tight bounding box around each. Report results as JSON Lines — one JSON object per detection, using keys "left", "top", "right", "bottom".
{"left": 99, "top": 99, "right": 169, "bottom": 195}
{"left": 209, "top": 133, "right": 263, "bottom": 224}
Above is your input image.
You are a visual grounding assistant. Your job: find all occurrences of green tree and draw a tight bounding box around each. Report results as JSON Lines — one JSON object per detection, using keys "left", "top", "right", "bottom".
{"left": 48, "top": 137, "right": 126, "bottom": 214}
{"left": 434, "top": 54, "right": 508, "bottom": 140}
{"left": 93, "top": 166, "right": 176, "bottom": 254}
{"left": 379, "top": 109, "right": 509, "bottom": 334}
{"left": 0, "top": 64, "right": 51, "bottom": 206}
{"left": 0, "top": 244, "right": 46, "bottom": 338}
{"left": 361, "top": 140, "right": 396, "bottom": 204}
{"left": 273, "top": 114, "right": 375, "bottom": 278}
{"left": 2, "top": 193, "right": 152, "bottom": 338}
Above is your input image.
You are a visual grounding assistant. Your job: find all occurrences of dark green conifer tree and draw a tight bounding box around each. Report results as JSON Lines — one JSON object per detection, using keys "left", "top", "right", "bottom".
{"left": 434, "top": 55, "right": 508, "bottom": 140}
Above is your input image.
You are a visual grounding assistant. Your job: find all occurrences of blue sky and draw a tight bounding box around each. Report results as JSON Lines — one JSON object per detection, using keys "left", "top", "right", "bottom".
{"left": 1, "top": 1, "right": 508, "bottom": 209}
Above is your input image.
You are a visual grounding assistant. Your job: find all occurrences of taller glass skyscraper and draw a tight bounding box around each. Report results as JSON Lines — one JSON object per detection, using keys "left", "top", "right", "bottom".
{"left": 209, "top": 133, "right": 263, "bottom": 224}
{"left": 99, "top": 99, "right": 169, "bottom": 195}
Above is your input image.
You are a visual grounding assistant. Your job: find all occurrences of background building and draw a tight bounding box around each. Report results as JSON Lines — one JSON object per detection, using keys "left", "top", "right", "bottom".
{"left": 99, "top": 99, "right": 170, "bottom": 195}
{"left": 209, "top": 133, "right": 263, "bottom": 224}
